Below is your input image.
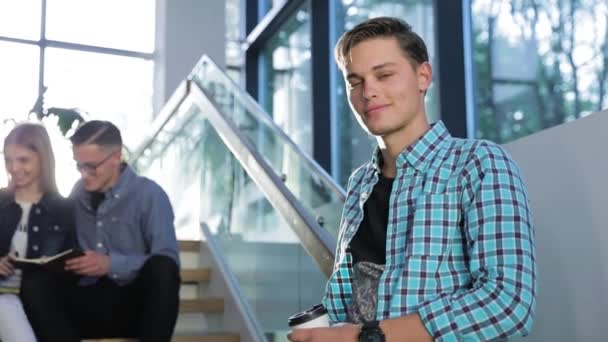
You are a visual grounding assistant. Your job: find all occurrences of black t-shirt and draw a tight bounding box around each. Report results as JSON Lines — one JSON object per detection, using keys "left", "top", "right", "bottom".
{"left": 350, "top": 173, "right": 394, "bottom": 265}
{"left": 90, "top": 192, "right": 105, "bottom": 212}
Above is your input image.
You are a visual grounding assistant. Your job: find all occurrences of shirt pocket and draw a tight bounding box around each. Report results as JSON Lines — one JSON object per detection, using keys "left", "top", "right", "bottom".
{"left": 406, "top": 193, "right": 460, "bottom": 257}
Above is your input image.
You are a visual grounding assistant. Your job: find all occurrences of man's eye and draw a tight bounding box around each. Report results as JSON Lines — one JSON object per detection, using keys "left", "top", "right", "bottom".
{"left": 348, "top": 82, "right": 361, "bottom": 90}
{"left": 378, "top": 73, "right": 393, "bottom": 79}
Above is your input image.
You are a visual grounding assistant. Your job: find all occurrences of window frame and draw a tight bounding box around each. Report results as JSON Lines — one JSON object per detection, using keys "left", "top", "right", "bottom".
{"left": 0, "top": 0, "right": 155, "bottom": 115}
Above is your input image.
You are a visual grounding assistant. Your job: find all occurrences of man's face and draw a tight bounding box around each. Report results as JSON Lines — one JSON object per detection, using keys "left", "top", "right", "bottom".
{"left": 342, "top": 37, "right": 432, "bottom": 139}
{"left": 73, "top": 144, "right": 121, "bottom": 192}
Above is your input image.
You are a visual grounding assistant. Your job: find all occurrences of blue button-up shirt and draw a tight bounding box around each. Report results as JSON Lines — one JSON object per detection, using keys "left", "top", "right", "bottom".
{"left": 323, "top": 121, "right": 537, "bottom": 341}
{"left": 70, "top": 164, "right": 179, "bottom": 285}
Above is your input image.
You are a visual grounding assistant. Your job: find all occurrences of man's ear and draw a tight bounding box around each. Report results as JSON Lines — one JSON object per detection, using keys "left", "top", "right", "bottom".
{"left": 111, "top": 149, "right": 122, "bottom": 165}
{"left": 417, "top": 61, "right": 433, "bottom": 92}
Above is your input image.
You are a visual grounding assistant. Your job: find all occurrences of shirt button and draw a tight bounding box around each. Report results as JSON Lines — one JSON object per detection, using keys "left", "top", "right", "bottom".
{"left": 32, "top": 226, "right": 39, "bottom": 232}
{"left": 114, "top": 194, "right": 120, "bottom": 199}
{"left": 97, "top": 221, "right": 103, "bottom": 227}
{"left": 97, "top": 242, "right": 103, "bottom": 248}
{"left": 112, "top": 274, "right": 118, "bottom": 279}
{"left": 32, "top": 245, "right": 39, "bottom": 251}
{"left": 361, "top": 192, "right": 369, "bottom": 200}
{"left": 35, "top": 208, "right": 41, "bottom": 214}
{"left": 53, "top": 225, "right": 59, "bottom": 231}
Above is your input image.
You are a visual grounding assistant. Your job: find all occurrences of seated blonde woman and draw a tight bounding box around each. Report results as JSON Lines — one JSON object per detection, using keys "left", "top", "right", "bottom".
{"left": 0, "top": 123, "right": 77, "bottom": 341}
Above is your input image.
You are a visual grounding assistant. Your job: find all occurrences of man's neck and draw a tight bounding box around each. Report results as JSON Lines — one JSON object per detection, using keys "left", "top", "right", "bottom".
{"left": 378, "top": 115, "right": 430, "bottom": 178}
{"left": 99, "top": 164, "right": 124, "bottom": 193}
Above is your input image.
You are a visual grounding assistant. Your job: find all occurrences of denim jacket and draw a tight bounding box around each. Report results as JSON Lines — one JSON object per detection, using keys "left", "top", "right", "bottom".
{"left": 0, "top": 189, "right": 77, "bottom": 259}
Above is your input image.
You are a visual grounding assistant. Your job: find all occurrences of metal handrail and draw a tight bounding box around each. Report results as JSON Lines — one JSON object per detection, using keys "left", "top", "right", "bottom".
{"left": 193, "top": 55, "right": 346, "bottom": 202}
{"left": 200, "top": 222, "right": 267, "bottom": 342}
{"left": 131, "top": 81, "right": 190, "bottom": 162}
{"left": 131, "top": 77, "right": 338, "bottom": 276}
{"left": 188, "top": 81, "right": 336, "bottom": 277}
{"left": 130, "top": 55, "right": 342, "bottom": 342}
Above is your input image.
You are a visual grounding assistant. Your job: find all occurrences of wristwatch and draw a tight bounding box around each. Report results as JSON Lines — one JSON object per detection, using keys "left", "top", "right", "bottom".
{"left": 358, "top": 320, "right": 386, "bottom": 342}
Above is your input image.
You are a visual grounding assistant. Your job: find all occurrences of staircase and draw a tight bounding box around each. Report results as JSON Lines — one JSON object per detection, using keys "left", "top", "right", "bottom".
{"left": 83, "top": 240, "right": 240, "bottom": 342}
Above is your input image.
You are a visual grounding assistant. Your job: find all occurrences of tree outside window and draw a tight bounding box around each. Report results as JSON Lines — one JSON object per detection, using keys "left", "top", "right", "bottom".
{"left": 471, "top": 0, "right": 608, "bottom": 143}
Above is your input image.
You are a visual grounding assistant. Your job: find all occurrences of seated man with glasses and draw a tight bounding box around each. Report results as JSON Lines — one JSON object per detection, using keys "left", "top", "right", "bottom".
{"left": 21, "top": 120, "right": 180, "bottom": 342}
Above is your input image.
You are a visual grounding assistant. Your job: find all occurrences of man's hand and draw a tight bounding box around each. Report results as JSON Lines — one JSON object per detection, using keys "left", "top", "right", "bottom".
{"left": 65, "top": 251, "right": 110, "bottom": 276}
{"left": 0, "top": 256, "right": 15, "bottom": 277}
{"left": 288, "top": 323, "right": 359, "bottom": 342}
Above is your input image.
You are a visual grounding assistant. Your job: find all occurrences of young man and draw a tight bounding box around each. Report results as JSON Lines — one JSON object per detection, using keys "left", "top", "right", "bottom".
{"left": 289, "top": 17, "right": 536, "bottom": 342}
{"left": 21, "top": 120, "right": 180, "bottom": 342}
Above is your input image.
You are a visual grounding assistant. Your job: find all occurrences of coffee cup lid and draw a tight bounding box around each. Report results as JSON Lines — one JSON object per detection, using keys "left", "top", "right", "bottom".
{"left": 288, "top": 304, "right": 328, "bottom": 327}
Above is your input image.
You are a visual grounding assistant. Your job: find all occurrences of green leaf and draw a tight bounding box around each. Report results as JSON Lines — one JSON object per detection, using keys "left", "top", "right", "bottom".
{"left": 46, "top": 107, "right": 85, "bottom": 136}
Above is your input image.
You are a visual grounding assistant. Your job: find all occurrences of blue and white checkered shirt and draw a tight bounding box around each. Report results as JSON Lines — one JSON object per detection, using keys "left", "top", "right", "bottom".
{"left": 323, "top": 121, "right": 537, "bottom": 341}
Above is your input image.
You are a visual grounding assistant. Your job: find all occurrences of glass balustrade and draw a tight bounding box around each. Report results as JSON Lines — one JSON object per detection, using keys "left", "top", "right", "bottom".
{"left": 134, "top": 96, "right": 328, "bottom": 341}
{"left": 190, "top": 57, "right": 345, "bottom": 240}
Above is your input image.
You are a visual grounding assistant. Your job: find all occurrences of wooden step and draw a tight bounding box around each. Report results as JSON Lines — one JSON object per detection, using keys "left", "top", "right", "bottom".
{"left": 179, "top": 240, "right": 200, "bottom": 252}
{"left": 181, "top": 268, "right": 211, "bottom": 283}
{"left": 180, "top": 298, "right": 224, "bottom": 314}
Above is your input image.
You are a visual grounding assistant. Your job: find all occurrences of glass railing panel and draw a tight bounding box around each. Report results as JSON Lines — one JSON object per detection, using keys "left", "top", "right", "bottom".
{"left": 134, "top": 97, "right": 327, "bottom": 341}
{"left": 190, "top": 57, "right": 345, "bottom": 240}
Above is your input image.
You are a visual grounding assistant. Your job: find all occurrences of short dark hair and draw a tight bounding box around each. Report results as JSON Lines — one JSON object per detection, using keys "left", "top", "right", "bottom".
{"left": 70, "top": 120, "right": 122, "bottom": 148}
{"left": 334, "top": 16, "right": 429, "bottom": 70}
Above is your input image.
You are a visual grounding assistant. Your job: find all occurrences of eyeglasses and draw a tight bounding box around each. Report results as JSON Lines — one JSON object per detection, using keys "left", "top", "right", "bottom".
{"left": 75, "top": 152, "right": 116, "bottom": 175}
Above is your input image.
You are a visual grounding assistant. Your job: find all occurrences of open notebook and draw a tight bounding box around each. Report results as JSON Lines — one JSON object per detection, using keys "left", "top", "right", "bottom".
{"left": 12, "top": 248, "right": 84, "bottom": 271}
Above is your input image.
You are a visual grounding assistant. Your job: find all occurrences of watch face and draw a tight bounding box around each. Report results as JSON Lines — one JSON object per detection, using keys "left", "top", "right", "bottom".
{"left": 359, "top": 328, "right": 385, "bottom": 342}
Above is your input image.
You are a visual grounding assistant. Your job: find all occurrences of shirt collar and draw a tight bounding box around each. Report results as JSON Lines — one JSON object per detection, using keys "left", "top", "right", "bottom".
{"left": 102, "top": 163, "right": 134, "bottom": 199}
{"left": 369, "top": 120, "right": 452, "bottom": 173}
{"left": 81, "top": 163, "right": 133, "bottom": 204}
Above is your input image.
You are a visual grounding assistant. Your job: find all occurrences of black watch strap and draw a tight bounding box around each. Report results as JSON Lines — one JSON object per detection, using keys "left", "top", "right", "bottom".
{"left": 359, "top": 320, "right": 385, "bottom": 342}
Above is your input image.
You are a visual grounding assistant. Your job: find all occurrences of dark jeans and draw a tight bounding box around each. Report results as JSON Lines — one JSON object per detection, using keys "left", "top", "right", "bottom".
{"left": 21, "top": 255, "right": 180, "bottom": 342}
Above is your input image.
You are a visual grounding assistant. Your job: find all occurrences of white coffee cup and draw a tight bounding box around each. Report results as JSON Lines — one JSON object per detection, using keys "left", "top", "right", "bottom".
{"left": 288, "top": 304, "right": 330, "bottom": 330}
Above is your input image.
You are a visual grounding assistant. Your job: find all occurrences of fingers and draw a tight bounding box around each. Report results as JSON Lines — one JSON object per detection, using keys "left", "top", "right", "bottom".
{"left": 288, "top": 329, "right": 311, "bottom": 342}
{"left": 64, "top": 251, "right": 109, "bottom": 277}
{"left": 0, "top": 256, "right": 15, "bottom": 277}
{"left": 66, "top": 256, "right": 96, "bottom": 275}
{"left": 64, "top": 254, "right": 86, "bottom": 271}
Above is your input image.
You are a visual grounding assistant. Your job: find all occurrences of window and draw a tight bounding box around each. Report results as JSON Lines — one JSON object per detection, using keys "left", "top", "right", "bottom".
{"left": 0, "top": 0, "right": 156, "bottom": 194}
{"left": 0, "top": 0, "right": 41, "bottom": 40}
{"left": 260, "top": 3, "right": 312, "bottom": 155}
{"left": 0, "top": 41, "right": 39, "bottom": 119}
{"left": 226, "top": 0, "right": 245, "bottom": 85}
{"left": 0, "top": 0, "right": 156, "bottom": 148}
{"left": 46, "top": 0, "right": 155, "bottom": 53}
{"left": 470, "top": 0, "right": 608, "bottom": 143}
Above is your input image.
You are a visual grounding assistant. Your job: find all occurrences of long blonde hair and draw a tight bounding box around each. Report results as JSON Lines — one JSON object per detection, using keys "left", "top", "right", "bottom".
{"left": 3, "top": 123, "right": 58, "bottom": 194}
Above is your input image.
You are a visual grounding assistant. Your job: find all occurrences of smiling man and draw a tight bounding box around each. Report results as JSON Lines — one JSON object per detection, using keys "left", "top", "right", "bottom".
{"left": 289, "top": 17, "right": 537, "bottom": 342}
{"left": 21, "top": 120, "right": 180, "bottom": 342}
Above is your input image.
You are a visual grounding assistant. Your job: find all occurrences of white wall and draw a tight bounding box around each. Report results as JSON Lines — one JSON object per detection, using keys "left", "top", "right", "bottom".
{"left": 504, "top": 111, "right": 608, "bottom": 341}
{"left": 154, "top": 0, "right": 226, "bottom": 114}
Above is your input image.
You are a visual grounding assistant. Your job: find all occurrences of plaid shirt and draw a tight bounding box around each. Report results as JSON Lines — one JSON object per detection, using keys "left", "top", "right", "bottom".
{"left": 323, "top": 121, "right": 536, "bottom": 341}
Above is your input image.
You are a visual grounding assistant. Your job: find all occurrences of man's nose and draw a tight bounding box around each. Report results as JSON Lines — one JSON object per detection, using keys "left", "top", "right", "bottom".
{"left": 362, "top": 79, "right": 378, "bottom": 100}
{"left": 78, "top": 169, "right": 93, "bottom": 179}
